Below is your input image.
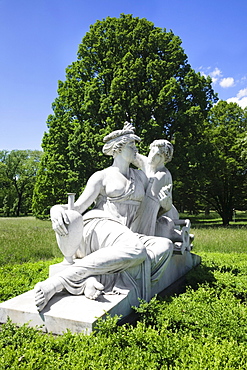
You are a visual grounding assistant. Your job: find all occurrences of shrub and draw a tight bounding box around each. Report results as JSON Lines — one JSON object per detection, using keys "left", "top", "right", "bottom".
{"left": 0, "top": 217, "right": 246, "bottom": 368}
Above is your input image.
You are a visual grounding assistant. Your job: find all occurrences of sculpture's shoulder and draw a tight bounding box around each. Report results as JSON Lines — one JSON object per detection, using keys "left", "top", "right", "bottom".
{"left": 100, "top": 167, "right": 121, "bottom": 182}
{"left": 87, "top": 169, "right": 105, "bottom": 185}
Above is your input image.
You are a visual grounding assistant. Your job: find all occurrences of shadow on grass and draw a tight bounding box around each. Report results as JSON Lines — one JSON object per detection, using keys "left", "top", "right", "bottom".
{"left": 161, "top": 258, "right": 240, "bottom": 300}
{"left": 185, "top": 263, "right": 218, "bottom": 290}
{"left": 119, "top": 259, "right": 245, "bottom": 327}
{"left": 192, "top": 222, "right": 247, "bottom": 229}
{"left": 162, "top": 263, "right": 218, "bottom": 299}
{"left": 121, "top": 264, "right": 217, "bottom": 326}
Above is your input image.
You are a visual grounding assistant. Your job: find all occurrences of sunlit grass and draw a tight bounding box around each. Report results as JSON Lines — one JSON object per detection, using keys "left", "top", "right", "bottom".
{"left": 0, "top": 217, "right": 62, "bottom": 266}
{"left": 178, "top": 211, "right": 247, "bottom": 254}
{"left": 0, "top": 214, "right": 246, "bottom": 268}
{"left": 192, "top": 227, "right": 247, "bottom": 254}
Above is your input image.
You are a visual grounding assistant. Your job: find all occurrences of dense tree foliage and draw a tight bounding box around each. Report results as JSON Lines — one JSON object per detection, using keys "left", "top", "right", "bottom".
{"left": 33, "top": 14, "right": 217, "bottom": 217}
{"left": 194, "top": 101, "right": 247, "bottom": 225}
{"left": 0, "top": 150, "right": 42, "bottom": 217}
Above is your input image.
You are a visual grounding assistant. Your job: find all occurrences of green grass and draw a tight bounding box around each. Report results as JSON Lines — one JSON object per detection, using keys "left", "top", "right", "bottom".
{"left": 182, "top": 210, "right": 247, "bottom": 254}
{"left": 0, "top": 217, "right": 62, "bottom": 266}
{"left": 0, "top": 217, "right": 63, "bottom": 302}
{"left": 0, "top": 216, "right": 246, "bottom": 369}
{"left": 192, "top": 227, "right": 247, "bottom": 254}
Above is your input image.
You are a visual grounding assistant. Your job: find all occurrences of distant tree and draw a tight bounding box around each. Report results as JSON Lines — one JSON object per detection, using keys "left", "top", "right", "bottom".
{"left": 195, "top": 101, "right": 247, "bottom": 225}
{"left": 33, "top": 14, "right": 217, "bottom": 217}
{"left": 239, "top": 132, "right": 247, "bottom": 162}
{"left": 0, "top": 156, "right": 12, "bottom": 216}
{"left": 0, "top": 150, "right": 43, "bottom": 216}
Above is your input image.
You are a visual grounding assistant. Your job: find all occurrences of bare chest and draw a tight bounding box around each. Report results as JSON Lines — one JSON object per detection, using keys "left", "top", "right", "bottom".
{"left": 103, "top": 171, "right": 131, "bottom": 198}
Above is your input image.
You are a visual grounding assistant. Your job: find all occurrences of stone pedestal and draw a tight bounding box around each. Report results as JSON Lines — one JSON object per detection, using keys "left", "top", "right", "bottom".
{"left": 0, "top": 252, "right": 200, "bottom": 335}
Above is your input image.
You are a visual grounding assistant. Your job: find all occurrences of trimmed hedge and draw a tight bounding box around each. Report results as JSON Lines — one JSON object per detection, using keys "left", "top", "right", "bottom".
{"left": 0, "top": 252, "right": 246, "bottom": 369}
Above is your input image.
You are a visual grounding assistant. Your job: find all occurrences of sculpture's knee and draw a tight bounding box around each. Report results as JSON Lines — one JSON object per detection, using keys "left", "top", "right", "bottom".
{"left": 146, "top": 237, "right": 173, "bottom": 272}
{"left": 136, "top": 240, "right": 148, "bottom": 262}
{"left": 123, "top": 236, "right": 147, "bottom": 267}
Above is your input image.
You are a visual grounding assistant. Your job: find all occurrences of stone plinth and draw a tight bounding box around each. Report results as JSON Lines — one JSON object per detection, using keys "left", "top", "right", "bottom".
{"left": 0, "top": 289, "right": 137, "bottom": 335}
{"left": 0, "top": 252, "right": 200, "bottom": 335}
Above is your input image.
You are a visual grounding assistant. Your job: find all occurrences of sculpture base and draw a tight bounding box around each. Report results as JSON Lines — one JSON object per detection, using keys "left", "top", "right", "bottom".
{"left": 0, "top": 252, "right": 200, "bottom": 335}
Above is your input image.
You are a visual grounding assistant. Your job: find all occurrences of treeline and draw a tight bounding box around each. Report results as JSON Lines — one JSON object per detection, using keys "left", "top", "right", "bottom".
{"left": 1, "top": 15, "right": 246, "bottom": 224}
{"left": 0, "top": 150, "right": 42, "bottom": 217}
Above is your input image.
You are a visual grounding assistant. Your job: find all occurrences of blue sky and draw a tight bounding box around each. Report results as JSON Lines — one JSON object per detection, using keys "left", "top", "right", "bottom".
{"left": 1, "top": 0, "right": 247, "bottom": 151}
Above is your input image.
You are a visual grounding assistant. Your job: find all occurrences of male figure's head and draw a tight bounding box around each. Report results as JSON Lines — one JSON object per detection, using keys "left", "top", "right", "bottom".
{"left": 147, "top": 139, "right": 174, "bottom": 168}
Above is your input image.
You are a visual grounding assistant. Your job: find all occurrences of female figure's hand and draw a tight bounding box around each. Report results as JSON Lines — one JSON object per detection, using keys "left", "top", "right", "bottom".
{"left": 50, "top": 205, "right": 70, "bottom": 236}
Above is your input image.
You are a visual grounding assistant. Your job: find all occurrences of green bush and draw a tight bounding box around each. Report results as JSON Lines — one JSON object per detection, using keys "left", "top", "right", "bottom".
{"left": 0, "top": 259, "right": 61, "bottom": 302}
{"left": 0, "top": 217, "right": 246, "bottom": 369}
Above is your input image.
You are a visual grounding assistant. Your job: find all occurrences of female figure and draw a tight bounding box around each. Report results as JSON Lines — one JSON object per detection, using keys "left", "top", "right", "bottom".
{"left": 35, "top": 124, "right": 173, "bottom": 311}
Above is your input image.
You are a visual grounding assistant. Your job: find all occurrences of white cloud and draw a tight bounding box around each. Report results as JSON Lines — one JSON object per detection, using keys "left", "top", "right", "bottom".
{"left": 206, "top": 67, "right": 223, "bottom": 84}
{"left": 211, "top": 67, "right": 222, "bottom": 78}
{"left": 219, "top": 77, "right": 235, "bottom": 88}
{"left": 239, "top": 97, "right": 247, "bottom": 108}
{"left": 237, "top": 88, "right": 247, "bottom": 98}
{"left": 226, "top": 86, "right": 247, "bottom": 108}
{"left": 199, "top": 67, "right": 221, "bottom": 81}
{"left": 227, "top": 96, "right": 247, "bottom": 109}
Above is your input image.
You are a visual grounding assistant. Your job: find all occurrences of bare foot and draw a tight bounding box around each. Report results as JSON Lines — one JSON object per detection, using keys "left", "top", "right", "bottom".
{"left": 84, "top": 277, "right": 104, "bottom": 300}
{"left": 34, "top": 279, "right": 61, "bottom": 312}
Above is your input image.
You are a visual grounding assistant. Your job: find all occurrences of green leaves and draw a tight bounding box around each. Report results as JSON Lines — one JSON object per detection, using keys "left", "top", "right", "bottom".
{"left": 198, "top": 101, "right": 247, "bottom": 224}
{"left": 33, "top": 14, "right": 217, "bottom": 216}
{"left": 0, "top": 150, "right": 43, "bottom": 217}
{"left": 0, "top": 216, "right": 247, "bottom": 368}
{"left": 1, "top": 252, "right": 247, "bottom": 369}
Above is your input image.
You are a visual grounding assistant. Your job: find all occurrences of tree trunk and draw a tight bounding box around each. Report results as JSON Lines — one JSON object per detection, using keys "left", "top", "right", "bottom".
{"left": 16, "top": 194, "right": 22, "bottom": 217}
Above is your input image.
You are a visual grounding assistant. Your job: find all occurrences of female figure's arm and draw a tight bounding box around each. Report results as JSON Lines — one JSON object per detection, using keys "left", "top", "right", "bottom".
{"left": 50, "top": 171, "right": 104, "bottom": 235}
{"left": 132, "top": 152, "right": 147, "bottom": 171}
{"left": 74, "top": 171, "right": 104, "bottom": 213}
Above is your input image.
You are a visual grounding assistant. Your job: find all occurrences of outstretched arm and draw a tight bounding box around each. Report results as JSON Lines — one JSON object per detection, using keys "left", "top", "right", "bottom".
{"left": 74, "top": 171, "right": 103, "bottom": 213}
{"left": 50, "top": 171, "right": 104, "bottom": 235}
{"left": 132, "top": 152, "right": 147, "bottom": 171}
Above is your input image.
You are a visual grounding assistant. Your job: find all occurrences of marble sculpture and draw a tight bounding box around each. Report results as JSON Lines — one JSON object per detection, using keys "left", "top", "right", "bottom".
{"left": 34, "top": 122, "right": 193, "bottom": 312}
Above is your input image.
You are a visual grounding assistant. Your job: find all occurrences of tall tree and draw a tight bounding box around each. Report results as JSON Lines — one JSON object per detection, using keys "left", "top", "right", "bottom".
{"left": 196, "top": 101, "right": 247, "bottom": 225}
{"left": 0, "top": 150, "right": 43, "bottom": 216}
{"left": 33, "top": 14, "right": 217, "bottom": 217}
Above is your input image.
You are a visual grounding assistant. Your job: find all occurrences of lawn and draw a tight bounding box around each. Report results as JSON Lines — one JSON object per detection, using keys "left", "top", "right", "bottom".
{"left": 0, "top": 217, "right": 61, "bottom": 266}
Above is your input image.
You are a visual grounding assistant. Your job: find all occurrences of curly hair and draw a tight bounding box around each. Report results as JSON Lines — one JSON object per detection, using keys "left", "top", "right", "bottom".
{"left": 150, "top": 139, "right": 174, "bottom": 163}
{"left": 102, "top": 123, "right": 141, "bottom": 158}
